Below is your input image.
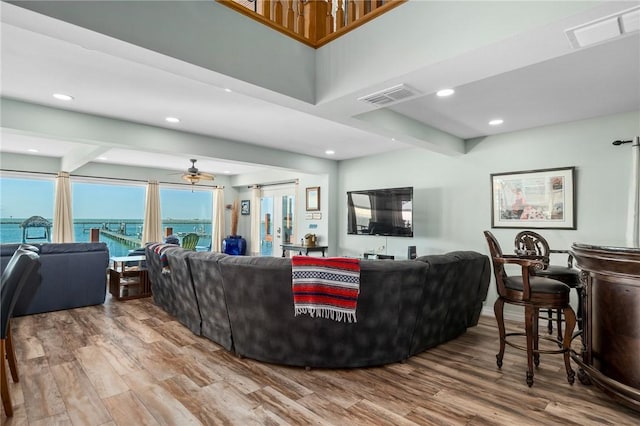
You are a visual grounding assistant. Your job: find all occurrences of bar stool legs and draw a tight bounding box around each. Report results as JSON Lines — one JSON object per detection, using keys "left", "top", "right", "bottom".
{"left": 1, "top": 325, "right": 21, "bottom": 417}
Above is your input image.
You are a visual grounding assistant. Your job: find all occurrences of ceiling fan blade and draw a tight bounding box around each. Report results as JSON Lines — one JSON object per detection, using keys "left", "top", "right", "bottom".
{"left": 199, "top": 172, "right": 215, "bottom": 180}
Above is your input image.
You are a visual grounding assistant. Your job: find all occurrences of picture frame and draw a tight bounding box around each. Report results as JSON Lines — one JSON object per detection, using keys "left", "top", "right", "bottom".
{"left": 240, "top": 200, "right": 250, "bottom": 215}
{"left": 491, "top": 166, "right": 576, "bottom": 229}
{"left": 306, "top": 186, "right": 320, "bottom": 211}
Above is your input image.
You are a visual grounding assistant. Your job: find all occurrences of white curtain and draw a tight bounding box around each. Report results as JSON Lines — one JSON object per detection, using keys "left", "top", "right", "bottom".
{"left": 141, "top": 180, "right": 162, "bottom": 245}
{"left": 250, "top": 186, "right": 262, "bottom": 256}
{"left": 53, "top": 171, "right": 74, "bottom": 243}
{"left": 212, "top": 187, "right": 225, "bottom": 252}
{"left": 627, "top": 136, "right": 640, "bottom": 247}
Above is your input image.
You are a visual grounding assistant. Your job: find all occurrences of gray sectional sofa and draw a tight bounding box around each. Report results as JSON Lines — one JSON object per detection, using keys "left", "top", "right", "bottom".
{"left": 0, "top": 242, "right": 109, "bottom": 316}
{"left": 146, "top": 245, "right": 491, "bottom": 368}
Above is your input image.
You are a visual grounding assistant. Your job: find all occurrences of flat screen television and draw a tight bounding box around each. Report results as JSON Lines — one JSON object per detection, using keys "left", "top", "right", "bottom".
{"left": 347, "top": 187, "right": 413, "bottom": 237}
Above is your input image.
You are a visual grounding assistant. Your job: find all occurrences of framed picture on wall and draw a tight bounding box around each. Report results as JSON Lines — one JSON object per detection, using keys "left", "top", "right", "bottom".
{"left": 306, "top": 186, "right": 320, "bottom": 211}
{"left": 491, "top": 166, "right": 576, "bottom": 229}
{"left": 240, "top": 200, "right": 250, "bottom": 215}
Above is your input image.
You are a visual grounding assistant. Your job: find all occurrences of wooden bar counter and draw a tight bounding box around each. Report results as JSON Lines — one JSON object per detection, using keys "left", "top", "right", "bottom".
{"left": 570, "top": 242, "right": 640, "bottom": 412}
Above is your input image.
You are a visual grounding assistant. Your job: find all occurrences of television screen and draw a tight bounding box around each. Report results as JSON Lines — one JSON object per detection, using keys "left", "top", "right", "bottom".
{"left": 347, "top": 187, "right": 413, "bottom": 237}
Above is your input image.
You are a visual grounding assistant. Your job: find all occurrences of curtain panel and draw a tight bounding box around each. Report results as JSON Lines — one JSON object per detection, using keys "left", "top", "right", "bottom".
{"left": 142, "top": 180, "right": 162, "bottom": 244}
{"left": 53, "top": 171, "right": 74, "bottom": 243}
{"left": 627, "top": 137, "right": 640, "bottom": 247}
{"left": 212, "top": 188, "right": 225, "bottom": 252}
{"left": 250, "top": 186, "right": 262, "bottom": 256}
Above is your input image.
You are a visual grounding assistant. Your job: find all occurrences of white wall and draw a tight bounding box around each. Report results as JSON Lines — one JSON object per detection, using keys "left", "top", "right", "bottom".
{"left": 337, "top": 111, "right": 640, "bottom": 315}
{"left": 232, "top": 169, "right": 332, "bottom": 253}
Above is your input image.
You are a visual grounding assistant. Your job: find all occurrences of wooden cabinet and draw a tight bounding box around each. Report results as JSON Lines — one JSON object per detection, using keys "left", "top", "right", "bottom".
{"left": 108, "top": 255, "right": 151, "bottom": 300}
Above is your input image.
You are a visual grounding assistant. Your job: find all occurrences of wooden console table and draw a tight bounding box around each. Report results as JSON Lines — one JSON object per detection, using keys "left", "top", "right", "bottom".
{"left": 109, "top": 255, "right": 151, "bottom": 301}
{"left": 281, "top": 244, "right": 328, "bottom": 257}
{"left": 570, "top": 243, "right": 640, "bottom": 413}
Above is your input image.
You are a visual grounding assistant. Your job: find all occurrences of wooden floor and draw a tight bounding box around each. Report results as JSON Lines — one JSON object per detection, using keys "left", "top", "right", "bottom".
{"left": 3, "top": 296, "right": 640, "bottom": 426}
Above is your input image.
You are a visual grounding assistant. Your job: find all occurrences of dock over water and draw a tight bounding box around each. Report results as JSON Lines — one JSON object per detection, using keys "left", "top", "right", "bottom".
{"left": 99, "top": 229, "right": 141, "bottom": 248}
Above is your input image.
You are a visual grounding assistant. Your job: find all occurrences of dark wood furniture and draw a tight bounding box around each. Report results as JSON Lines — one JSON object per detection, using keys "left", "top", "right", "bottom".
{"left": 570, "top": 243, "right": 640, "bottom": 413}
{"left": 281, "top": 244, "right": 327, "bottom": 257}
{"left": 363, "top": 253, "right": 395, "bottom": 260}
{"left": 514, "top": 231, "right": 582, "bottom": 337}
{"left": 484, "top": 231, "right": 576, "bottom": 387}
{"left": 1, "top": 247, "right": 40, "bottom": 417}
{"left": 108, "top": 255, "right": 151, "bottom": 301}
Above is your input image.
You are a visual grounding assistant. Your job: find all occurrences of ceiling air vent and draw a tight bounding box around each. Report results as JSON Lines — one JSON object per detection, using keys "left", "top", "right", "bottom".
{"left": 565, "top": 5, "right": 640, "bottom": 49}
{"left": 358, "top": 84, "right": 421, "bottom": 107}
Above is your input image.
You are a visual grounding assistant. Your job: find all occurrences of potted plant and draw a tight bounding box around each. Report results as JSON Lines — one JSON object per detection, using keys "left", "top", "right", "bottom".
{"left": 223, "top": 199, "right": 247, "bottom": 255}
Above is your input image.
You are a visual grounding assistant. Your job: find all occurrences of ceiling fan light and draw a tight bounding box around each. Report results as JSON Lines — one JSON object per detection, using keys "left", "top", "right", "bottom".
{"left": 183, "top": 174, "right": 200, "bottom": 184}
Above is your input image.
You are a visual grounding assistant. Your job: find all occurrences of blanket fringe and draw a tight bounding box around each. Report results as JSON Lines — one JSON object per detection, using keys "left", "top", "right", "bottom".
{"left": 294, "top": 307, "right": 357, "bottom": 323}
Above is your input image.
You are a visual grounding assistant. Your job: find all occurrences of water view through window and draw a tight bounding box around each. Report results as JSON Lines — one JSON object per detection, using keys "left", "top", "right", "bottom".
{"left": 0, "top": 177, "right": 213, "bottom": 256}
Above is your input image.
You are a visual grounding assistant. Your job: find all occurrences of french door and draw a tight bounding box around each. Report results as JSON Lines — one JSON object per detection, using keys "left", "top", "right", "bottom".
{"left": 259, "top": 186, "right": 296, "bottom": 257}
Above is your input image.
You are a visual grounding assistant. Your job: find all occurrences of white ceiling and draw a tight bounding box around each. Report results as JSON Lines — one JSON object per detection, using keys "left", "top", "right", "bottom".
{"left": 1, "top": 1, "right": 639, "bottom": 176}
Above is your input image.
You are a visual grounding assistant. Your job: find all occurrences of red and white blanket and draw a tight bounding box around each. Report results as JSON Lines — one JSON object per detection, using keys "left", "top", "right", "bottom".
{"left": 148, "top": 242, "right": 178, "bottom": 274}
{"left": 291, "top": 256, "right": 360, "bottom": 323}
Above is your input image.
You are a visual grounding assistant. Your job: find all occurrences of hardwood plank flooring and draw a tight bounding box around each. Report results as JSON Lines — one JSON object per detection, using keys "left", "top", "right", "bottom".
{"left": 3, "top": 296, "right": 640, "bottom": 425}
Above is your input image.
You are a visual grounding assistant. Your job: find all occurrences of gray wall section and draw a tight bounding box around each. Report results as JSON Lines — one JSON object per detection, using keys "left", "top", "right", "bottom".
{"left": 8, "top": 0, "right": 316, "bottom": 103}
{"left": 337, "top": 111, "right": 640, "bottom": 315}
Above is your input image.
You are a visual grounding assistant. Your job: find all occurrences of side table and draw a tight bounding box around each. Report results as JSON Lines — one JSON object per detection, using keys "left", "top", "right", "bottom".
{"left": 108, "top": 255, "right": 151, "bottom": 300}
{"left": 281, "top": 244, "right": 328, "bottom": 257}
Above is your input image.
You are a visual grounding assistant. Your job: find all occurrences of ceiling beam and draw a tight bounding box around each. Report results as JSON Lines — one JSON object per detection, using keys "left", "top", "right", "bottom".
{"left": 61, "top": 145, "right": 110, "bottom": 173}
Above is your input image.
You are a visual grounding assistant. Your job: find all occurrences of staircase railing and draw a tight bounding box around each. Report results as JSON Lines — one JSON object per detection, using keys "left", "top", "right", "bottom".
{"left": 218, "top": 0, "right": 406, "bottom": 48}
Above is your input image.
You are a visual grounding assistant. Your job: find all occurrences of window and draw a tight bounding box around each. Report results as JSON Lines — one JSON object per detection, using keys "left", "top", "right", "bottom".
{"left": 0, "top": 176, "right": 54, "bottom": 243}
{"left": 1, "top": 175, "right": 214, "bottom": 254}
{"left": 72, "top": 181, "right": 145, "bottom": 256}
{"left": 160, "top": 188, "right": 213, "bottom": 251}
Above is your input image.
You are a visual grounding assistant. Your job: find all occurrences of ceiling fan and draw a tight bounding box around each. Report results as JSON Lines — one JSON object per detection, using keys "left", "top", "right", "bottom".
{"left": 181, "top": 159, "right": 215, "bottom": 185}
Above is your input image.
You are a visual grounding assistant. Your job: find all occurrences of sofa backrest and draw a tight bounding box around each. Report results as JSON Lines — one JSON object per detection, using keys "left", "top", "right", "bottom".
{"left": 185, "top": 251, "right": 232, "bottom": 350}
{"left": 1, "top": 242, "right": 108, "bottom": 270}
{"left": 411, "top": 251, "right": 490, "bottom": 354}
{"left": 145, "top": 244, "right": 181, "bottom": 317}
{"left": 217, "top": 255, "right": 430, "bottom": 367}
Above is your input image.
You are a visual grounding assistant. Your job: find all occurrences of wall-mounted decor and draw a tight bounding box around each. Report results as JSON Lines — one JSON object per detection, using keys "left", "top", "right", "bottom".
{"left": 306, "top": 186, "right": 320, "bottom": 211}
{"left": 240, "top": 200, "right": 250, "bottom": 215}
{"left": 491, "top": 166, "right": 576, "bottom": 229}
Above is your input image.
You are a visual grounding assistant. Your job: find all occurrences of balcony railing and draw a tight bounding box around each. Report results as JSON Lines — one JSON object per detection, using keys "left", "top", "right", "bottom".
{"left": 218, "top": 0, "right": 406, "bottom": 48}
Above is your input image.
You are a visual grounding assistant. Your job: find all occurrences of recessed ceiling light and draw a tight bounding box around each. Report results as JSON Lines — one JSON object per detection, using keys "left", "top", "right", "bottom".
{"left": 223, "top": 170, "right": 231, "bottom": 174}
{"left": 489, "top": 119, "right": 504, "bottom": 126}
{"left": 224, "top": 88, "right": 233, "bottom": 93}
{"left": 53, "top": 93, "right": 74, "bottom": 101}
{"left": 165, "top": 117, "right": 180, "bottom": 123}
{"left": 391, "top": 138, "right": 396, "bottom": 142}
{"left": 27, "top": 148, "right": 39, "bottom": 153}
{"left": 97, "top": 156, "right": 108, "bottom": 160}
{"left": 325, "top": 150, "right": 335, "bottom": 155}
{"left": 436, "top": 88, "right": 455, "bottom": 97}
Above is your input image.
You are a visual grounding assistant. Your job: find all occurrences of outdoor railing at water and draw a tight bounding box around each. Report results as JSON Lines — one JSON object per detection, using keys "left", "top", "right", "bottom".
{"left": 219, "top": 0, "right": 406, "bottom": 47}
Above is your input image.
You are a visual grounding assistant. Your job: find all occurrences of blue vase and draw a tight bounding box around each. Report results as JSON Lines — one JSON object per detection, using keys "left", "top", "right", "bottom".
{"left": 222, "top": 235, "right": 247, "bottom": 255}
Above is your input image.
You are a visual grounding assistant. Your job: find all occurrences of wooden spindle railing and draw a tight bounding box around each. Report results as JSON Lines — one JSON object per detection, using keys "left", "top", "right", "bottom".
{"left": 219, "top": 0, "right": 406, "bottom": 48}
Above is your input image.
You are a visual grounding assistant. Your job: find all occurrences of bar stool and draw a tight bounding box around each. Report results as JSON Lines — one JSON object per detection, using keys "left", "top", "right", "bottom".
{"left": 1, "top": 248, "right": 41, "bottom": 417}
{"left": 484, "top": 231, "right": 576, "bottom": 387}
